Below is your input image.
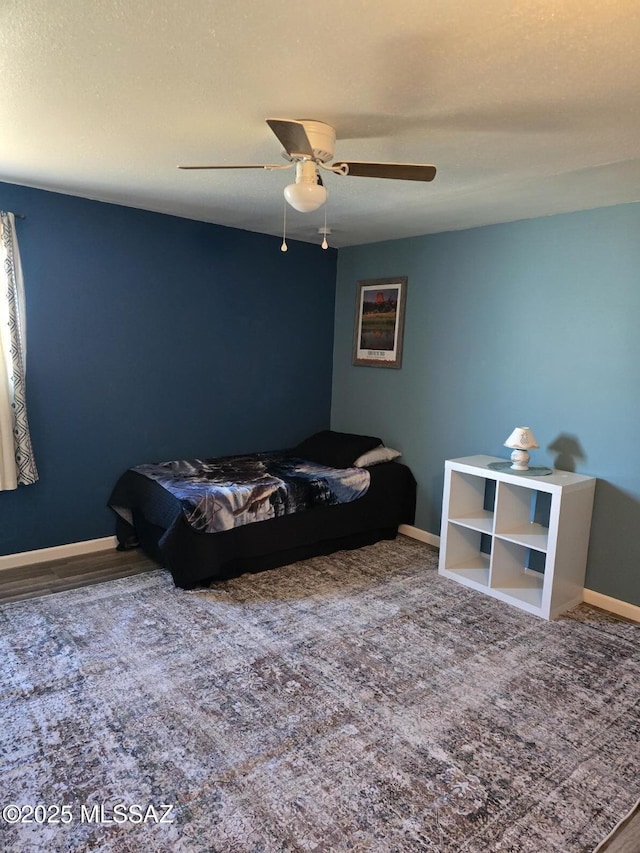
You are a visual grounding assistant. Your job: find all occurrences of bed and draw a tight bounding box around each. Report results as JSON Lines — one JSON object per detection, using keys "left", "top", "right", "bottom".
{"left": 108, "top": 430, "right": 417, "bottom": 589}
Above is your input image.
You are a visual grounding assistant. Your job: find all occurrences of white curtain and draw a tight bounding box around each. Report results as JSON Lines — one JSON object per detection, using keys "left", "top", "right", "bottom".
{"left": 0, "top": 211, "right": 38, "bottom": 490}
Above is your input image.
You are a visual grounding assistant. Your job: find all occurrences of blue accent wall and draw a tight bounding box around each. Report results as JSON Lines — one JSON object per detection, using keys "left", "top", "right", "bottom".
{"left": 0, "top": 183, "right": 337, "bottom": 556}
{"left": 332, "top": 202, "right": 640, "bottom": 606}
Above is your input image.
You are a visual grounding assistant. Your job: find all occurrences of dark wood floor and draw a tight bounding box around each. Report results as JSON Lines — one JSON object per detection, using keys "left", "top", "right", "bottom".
{"left": 0, "top": 548, "right": 159, "bottom": 603}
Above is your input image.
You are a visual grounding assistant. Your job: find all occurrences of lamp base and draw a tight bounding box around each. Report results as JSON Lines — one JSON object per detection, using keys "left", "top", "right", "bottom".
{"left": 510, "top": 449, "right": 530, "bottom": 470}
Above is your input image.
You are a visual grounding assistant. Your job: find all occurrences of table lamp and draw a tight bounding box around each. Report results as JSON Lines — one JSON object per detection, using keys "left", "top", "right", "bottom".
{"left": 504, "top": 426, "right": 539, "bottom": 471}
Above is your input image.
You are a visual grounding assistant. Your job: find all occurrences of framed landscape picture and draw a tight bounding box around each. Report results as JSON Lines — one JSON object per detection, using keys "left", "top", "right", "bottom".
{"left": 352, "top": 277, "right": 407, "bottom": 368}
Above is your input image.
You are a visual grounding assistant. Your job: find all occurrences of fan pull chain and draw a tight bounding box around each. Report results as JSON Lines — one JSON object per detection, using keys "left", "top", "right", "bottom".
{"left": 281, "top": 196, "right": 288, "bottom": 252}
{"left": 321, "top": 202, "right": 329, "bottom": 250}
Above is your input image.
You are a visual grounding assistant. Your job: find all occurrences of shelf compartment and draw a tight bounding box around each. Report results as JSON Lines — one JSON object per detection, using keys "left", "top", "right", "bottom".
{"left": 441, "top": 523, "right": 490, "bottom": 587}
{"left": 490, "top": 538, "right": 544, "bottom": 609}
{"left": 447, "top": 471, "right": 495, "bottom": 534}
{"left": 494, "top": 482, "right": 550, "bottom": 551}
{"left": 495, "top": 524, "right": 548, "bottom": 552}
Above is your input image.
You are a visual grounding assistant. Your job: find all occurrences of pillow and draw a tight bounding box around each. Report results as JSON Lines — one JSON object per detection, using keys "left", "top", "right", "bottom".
{"left": 291, "top": 430, "right": 383, "bottom": 468}
{"left": 354, "top": 446, "right": 402, "bottom": 467}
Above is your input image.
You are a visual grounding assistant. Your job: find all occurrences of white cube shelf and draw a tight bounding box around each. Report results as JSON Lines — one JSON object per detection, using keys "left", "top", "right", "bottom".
{"left": 438, "top": 455, "right": 596, "bottom": 619}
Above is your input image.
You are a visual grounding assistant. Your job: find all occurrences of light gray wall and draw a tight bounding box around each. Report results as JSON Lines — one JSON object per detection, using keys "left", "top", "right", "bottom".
{"left": 331, "top": 202, "right": 640, "bottom": 606}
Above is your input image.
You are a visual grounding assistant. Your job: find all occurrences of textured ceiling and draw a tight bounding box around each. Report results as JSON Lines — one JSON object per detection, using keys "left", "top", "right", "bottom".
{"left": 1, "top": 0, "right": 639, "bottom": 247}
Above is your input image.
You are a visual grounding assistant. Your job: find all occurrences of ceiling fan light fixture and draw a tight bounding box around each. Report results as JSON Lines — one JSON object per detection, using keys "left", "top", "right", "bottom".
{"left": 284, "top": 181, "right": 327, "bottom": 212}
{"left": 283, "top": 159, "right": 327, "bottom": 212}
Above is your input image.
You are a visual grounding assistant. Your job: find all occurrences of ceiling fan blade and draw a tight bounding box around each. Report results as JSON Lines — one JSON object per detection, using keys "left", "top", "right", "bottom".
{"left": 266, "top": 118, "right": 314, "bottom": 158}
{"left": 178, "top": 164, "right": 283, "bottom": 170}
{"left": 334, "top": 162, "right": 437, "bottom": 182}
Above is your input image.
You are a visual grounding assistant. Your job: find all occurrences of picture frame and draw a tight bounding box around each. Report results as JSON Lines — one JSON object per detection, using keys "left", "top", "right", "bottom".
{"left": 352, "top": 277, "right": 407, "bottom": 368}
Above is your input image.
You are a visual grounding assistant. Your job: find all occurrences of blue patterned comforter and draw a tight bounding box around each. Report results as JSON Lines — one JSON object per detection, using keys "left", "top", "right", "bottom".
{"left": 132, "top": 453, "right": 370, "bottom": 534}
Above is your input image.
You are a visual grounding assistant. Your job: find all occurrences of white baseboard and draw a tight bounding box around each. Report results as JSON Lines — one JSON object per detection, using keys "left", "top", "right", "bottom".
{"left": 399, "top": 524, "right": 440, "bottom": 548}
{"left": 582, "top": 588, "right": 640, "bottom": 624}
{"left": 399, "top": 525, "right": 640, "bottom": 624}
{"left": 0, "top": 536, "right": 118, "bottom": 572}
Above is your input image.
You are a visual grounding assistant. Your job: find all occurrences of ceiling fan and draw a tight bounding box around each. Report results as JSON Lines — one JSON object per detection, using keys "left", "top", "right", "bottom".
{"left": 178, "top": 118, "right": 437, "bottom": 214}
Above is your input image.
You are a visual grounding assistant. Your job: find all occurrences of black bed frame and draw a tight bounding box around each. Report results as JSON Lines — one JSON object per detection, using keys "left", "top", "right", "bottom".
{"left": 114, "top": 461, "right": 416, "bottom": 589}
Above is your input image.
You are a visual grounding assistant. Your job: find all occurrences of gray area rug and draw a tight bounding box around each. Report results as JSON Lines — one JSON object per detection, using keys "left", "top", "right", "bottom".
{"left": 1, "top": 536, "right": 638, "bottom": 852}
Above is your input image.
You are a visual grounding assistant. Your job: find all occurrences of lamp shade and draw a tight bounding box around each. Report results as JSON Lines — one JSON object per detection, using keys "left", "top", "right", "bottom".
{"left": 504, "top": 426, "right": 539, "bottom": 450}
{"left": 283, "top": 181, "right": 327, "bottom": 213}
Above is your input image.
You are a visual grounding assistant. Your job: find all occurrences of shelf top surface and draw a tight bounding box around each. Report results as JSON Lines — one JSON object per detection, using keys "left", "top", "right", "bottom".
{"left": 446, "top": 455, "right": 596, "bottom": 489}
